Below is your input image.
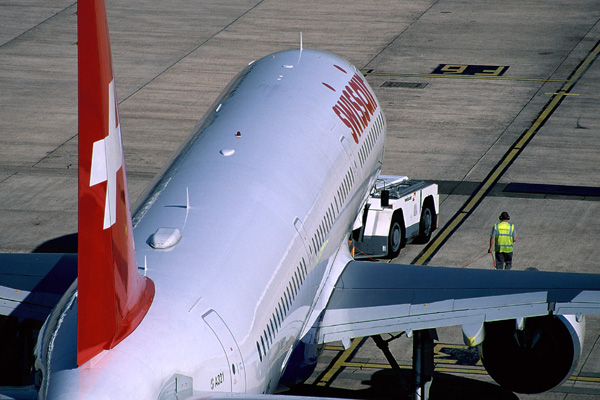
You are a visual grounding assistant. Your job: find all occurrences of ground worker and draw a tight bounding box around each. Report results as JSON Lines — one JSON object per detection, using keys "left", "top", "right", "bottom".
{"left": 489, "top": 211, "right": 516, "bottom": 270}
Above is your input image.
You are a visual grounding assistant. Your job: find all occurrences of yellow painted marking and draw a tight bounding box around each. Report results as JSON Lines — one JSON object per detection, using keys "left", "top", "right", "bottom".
{"left": 414, "top": 40, "right": 600, "bottom": 266}
{"left": 435, "top": 344, "right": 467, "bottom": 349}
{"left": 344, "top": 361, "right": 399, "bottom": 370}
{"left": 435, "top": 366, "right": 488, "bottom": 375}
{"left": 475, "top": 66, "right": 507, "bottom": 76}
{"left": 316, "top": 338, "right": 362, "bottom": 386}
{"left": 435, "top": 359, "right": 459, "bottom": 365}
{"left": 545, "top": 92, "right": 580, "bottom": 96}
{"left": 570, "top": 375, "right": 600, "bottom": 383}
{"left": 439, "top": 64, "right": 467, "bottom": 74}
{"left": 363, "top": 72, "right": 566, "bottom": 82}
{"left": 321, "top": 357, "right": 487, "bottom": 375}
{"left": 325, "top": 350, "right": 600, "bottom": 384}
{"left": 545, "top": 92, "right": 600, "bottom": 98}
{"left": 415, "top": 212, "right": 466, "bottom": 265}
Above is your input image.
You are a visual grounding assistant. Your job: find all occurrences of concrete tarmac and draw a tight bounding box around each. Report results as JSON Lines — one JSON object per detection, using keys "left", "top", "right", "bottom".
{"left": 1, "top": 0, "right": 599, "bottom": 398}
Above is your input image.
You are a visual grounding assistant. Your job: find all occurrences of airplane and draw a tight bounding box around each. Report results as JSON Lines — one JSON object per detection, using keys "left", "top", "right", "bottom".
{"left": 2, "top": 0, "right": 600, "bottom": 398}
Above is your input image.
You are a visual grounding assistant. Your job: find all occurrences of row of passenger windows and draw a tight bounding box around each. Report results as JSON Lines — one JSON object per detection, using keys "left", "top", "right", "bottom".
{"left": 310, "top": 112, "right": 382, "bottom": 262}
{"left": 256, "top": 257, "right": 309, "bottom": 362}
{"left": 358, "top": 112, "right": 384, "bottom": 168}
{"left": 310, "top": 166, "right": 355, "bottom": 258}
{"left": 256, "top": 130, "right": 364, "bottom": 363}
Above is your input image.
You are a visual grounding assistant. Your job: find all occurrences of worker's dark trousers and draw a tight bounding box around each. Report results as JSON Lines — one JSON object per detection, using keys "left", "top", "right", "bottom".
{"left": 495, "top": 252, "right": 513, "bottom": 270}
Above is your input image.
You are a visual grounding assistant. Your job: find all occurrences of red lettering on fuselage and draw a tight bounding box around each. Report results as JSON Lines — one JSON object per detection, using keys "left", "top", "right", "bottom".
{"left": 349, "top": 75, "right": 377, "bottom": 114}
{"left": 333, "top": 103, "right": 360, "bottom": 143}
{"left": 332, "top": 73, "right": 377, "bottom": 143}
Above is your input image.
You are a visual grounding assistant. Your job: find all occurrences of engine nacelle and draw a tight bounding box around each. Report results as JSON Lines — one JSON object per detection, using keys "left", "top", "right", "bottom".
{"left": 478, "top": 315, "right": 584, "bottom": 394}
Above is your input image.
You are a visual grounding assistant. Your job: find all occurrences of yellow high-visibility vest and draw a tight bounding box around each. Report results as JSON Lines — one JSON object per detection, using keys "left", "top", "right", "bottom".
{"left": 495, "top": 222, "right": 514, "bottom": 253}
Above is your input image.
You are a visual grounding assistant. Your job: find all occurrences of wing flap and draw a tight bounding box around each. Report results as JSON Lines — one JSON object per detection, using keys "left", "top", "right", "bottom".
{"left": 318, "top": 262, "right": 600, "bottom": 344}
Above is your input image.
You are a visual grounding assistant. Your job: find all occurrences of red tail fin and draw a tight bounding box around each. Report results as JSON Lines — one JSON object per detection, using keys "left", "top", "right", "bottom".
{"left": 77, "top": 0, "right": 154, "bottom": 366}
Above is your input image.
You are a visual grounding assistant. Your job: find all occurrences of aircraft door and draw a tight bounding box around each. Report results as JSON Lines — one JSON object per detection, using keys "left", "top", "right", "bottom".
{"left": 340, "top": 136, "right": 359, "bottom": 178}
{"left": 294, "top": 217, "right": 315, "bottom": 264}
{"left": 202, "top": 310, "right": 246, "bottom": 392}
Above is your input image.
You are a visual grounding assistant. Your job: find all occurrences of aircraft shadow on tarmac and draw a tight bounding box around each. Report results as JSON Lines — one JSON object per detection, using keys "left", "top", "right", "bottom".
{"left": 32, "top": 233, "right": 78, "bottom": 253}
{"left": 287, "top": 369, "right": 518, "bottom": 400}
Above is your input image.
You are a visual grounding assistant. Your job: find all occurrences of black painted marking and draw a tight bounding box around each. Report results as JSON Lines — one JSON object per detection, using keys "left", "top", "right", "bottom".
{"left": 432, "top": 64, "right": 509, "bottom": 76}
{"left": 505, "top": 182, "right": 600, "bottom": 197}
{"left": 381, "top": 81, "right": 428, "bottom": 89}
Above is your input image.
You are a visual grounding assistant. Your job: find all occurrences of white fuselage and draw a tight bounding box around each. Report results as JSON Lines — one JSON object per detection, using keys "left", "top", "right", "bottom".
{"left": 38, "top": 49, "right": 386, "bottom": 399}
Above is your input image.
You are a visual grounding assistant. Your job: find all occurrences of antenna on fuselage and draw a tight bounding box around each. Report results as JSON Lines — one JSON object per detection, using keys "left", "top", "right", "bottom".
{"left": 183, "top": 186, "right": 190, "bottom": 229}
{"left": 297, "top": 32, "right": 303, "bottom": 65}
{"left": 186, "top": 186, "right": 190, "bottom": 210}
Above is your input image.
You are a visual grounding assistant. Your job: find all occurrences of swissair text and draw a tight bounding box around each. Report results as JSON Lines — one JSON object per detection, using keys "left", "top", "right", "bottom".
{"left": 332, "top": 74, "right": 378, "bottom": 143}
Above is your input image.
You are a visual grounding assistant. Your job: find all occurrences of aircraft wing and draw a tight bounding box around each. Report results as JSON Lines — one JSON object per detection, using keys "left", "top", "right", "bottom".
{"left": 318, "top": 261, "right": 600, "bottom": 345}
{"left": 0, "top": 253, "right": 77, "bottom": 321}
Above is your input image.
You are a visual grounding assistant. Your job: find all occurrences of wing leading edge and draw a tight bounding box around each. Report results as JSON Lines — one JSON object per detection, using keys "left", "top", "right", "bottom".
{"left": 318, "top": 261, "right": 600, "bottom": 344}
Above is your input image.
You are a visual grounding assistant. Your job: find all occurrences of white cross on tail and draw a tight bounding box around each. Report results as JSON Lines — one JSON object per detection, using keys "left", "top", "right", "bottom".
{"left": 90, "top": 80, "right": 123, "bottom": 229}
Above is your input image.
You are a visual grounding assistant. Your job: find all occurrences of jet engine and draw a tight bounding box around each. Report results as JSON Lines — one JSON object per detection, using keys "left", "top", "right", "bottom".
{"left": 478, "top": 315, "right": 584, "bottom": 394}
